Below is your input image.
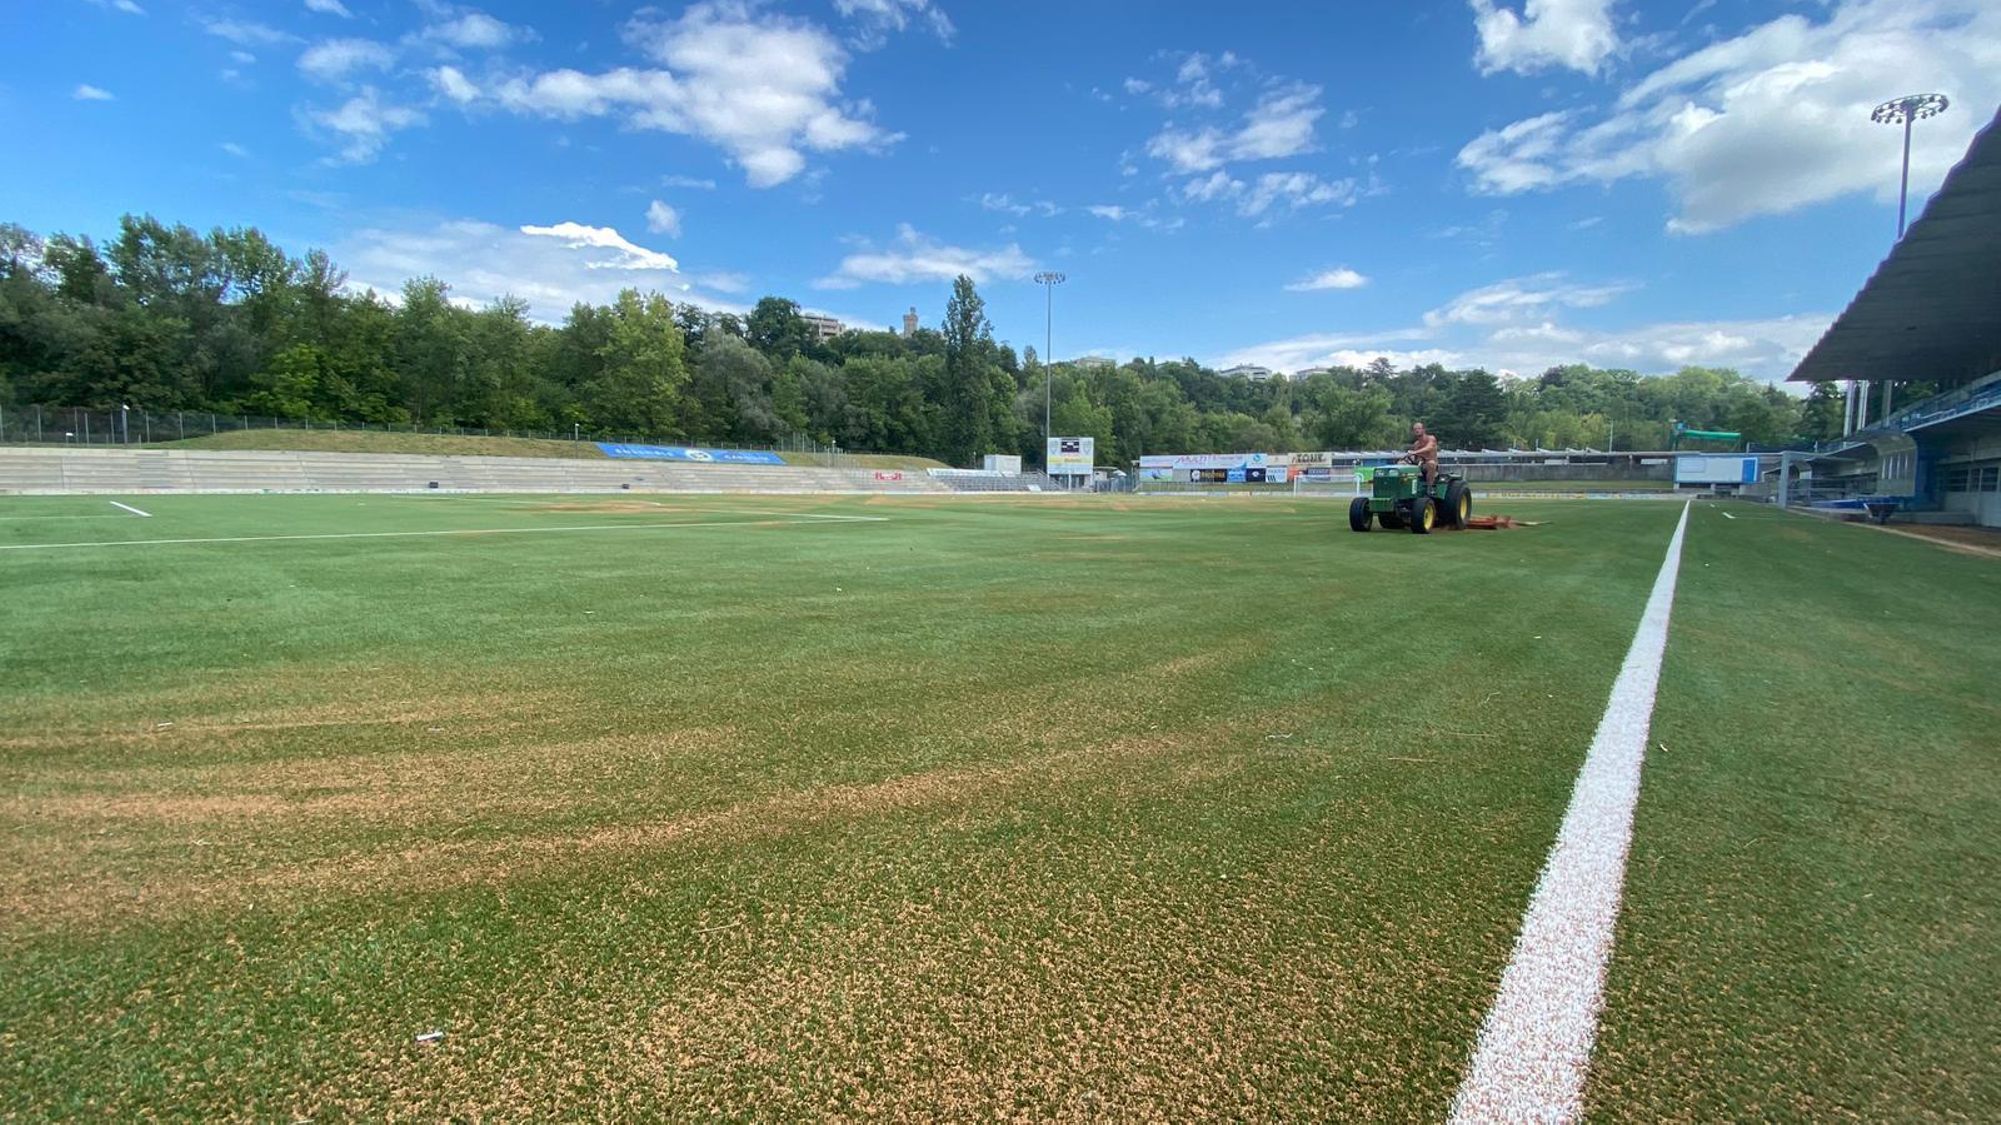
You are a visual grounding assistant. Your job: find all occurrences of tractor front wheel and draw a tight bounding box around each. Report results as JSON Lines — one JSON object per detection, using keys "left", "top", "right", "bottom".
{"left": 1409, "top": 496, "right": 1435, "bottom": 534}
{"left": 1443, "top": 481, "right": 1471, "bottom": 528}
{"left": 1348, "top": 496, "right": 1371, "bottom": 532}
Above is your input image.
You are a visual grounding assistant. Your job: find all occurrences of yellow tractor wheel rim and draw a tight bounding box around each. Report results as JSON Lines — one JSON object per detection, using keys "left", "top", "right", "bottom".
{"left": 1421, "top": 505, "right": 1434, "bottom": 529}
{"left": 1459, "top": 494, "right": 1470, "bottom": 519}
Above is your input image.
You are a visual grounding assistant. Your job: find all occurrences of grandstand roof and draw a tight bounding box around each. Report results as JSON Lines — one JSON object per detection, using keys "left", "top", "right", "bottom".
{"left": 1789, "top": 104, "right": 2001, "bottom": 387}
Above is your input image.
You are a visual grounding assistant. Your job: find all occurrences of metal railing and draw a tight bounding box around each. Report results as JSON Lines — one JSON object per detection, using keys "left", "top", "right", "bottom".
{"left": 0, "top": 404, "right": 873, "bottom": 469}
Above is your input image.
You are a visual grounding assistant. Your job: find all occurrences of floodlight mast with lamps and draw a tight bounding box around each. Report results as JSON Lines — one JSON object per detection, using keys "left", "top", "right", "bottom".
{"left": 1872, "top": 93, "right": 1950, "bottom": 239}
{"left": 1851, "top": 94, "right": 1948, "bottom": 431}
{"left": 1032, "top": 271, "right": 1066, "bottom": 461}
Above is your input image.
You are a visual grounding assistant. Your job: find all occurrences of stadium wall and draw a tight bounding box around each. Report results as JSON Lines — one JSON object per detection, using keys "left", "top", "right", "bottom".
{"left": 0, "top": 446, "right": 952, "bottom": 496}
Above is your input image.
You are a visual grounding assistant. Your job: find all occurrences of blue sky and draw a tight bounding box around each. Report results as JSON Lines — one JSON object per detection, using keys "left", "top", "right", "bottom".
{"left": 5, "top": 0, "right": 1997, "bottom": 380}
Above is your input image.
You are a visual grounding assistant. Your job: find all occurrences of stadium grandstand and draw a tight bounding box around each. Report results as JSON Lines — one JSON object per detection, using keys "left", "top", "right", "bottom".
{"left": 1781, "top": 104, "right": 2001, "bottom": 528}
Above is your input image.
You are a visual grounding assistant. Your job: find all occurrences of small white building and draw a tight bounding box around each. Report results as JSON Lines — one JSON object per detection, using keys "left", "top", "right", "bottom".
{"left": 1221, "top": 364, "right": 1277, "bottom": 382}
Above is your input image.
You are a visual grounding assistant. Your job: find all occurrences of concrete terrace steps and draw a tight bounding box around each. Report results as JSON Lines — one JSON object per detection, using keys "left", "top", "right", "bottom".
{"left": 0, "top": 446, "right": 951, "bottom": 496}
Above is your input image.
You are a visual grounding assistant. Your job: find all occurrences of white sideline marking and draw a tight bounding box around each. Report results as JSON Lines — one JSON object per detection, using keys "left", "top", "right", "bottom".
{"left": 0, "top": 515, "right": 888, "bottom": 553}
{"left": 108, "top": 501, "right": 153, "bottom": 517}
{"left": 1449, "top": 502, "right": 1691, "bottom": 1124}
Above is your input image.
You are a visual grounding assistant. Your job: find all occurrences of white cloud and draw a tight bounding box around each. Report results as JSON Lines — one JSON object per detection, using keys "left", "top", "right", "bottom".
{"left": 814, "top": 223, "right": 1033, "bottom": 288}
{"left": 519, "top": 221, "right": 679, "bottom": 271}
{"left": 299, "top": 39, "right": 396, "bottom": 83}
{"left": 301, "top": 87, "right": 425, "bottom": 163}
{"left": 1178, "top": 170, "right": 1242, "bottom": 203}
{"left": 494, "top": 3, "right": 897, "bottom": 188}
{"left": 692, "top": 270, "right": 749, "bottom": 294}
{"left": 977, "top": 192, "right": 1061, "bottom": 217}
{"left": 1457, "top": 0, "right": 2001, "bottom": 231}
{"left": 1470, "top": 0, "right": 1621, "bottom": 76}
{"left": 832, "top": 0, "right": 954, "bottom": 47}
{"left": 1085, "top": 205, "right": 1130, "bottom": 221}
{"left": 1223, "top": 266, "right": 1826, "bottom": 380}
{"left": 1423, "top": 272, "right": 1635, "bottom": 327}
{"left": 333, "top": 219, "right": 753, "bottom": 322}
{"left": 229, "top": 50, "right": 257, "bottom": 65}
{"left": 85, "top": 0, "right": 145, "bottom": 14}
{"left": 1239, "top": 171, "right": 1357, "bottom": 217}
{"left": 662, "top": 174, "right": 718, "bottom": 190}
{"left": 220, "top": 141, "right": 250, "bottom": 158}
{"left": 200, "top": 18, "right": 296, "bottom": 47}
{"left": 1286, "top": 267, "right": 1369, "bottom": 291}
{"left": 644, "top": 200, "right": 682, "bottom": 237}
{"left": 304, "top": 0, "right": 352, "bottom": 16}
{"left": 1146, "top": 82, "right": 1324, "bottom": 172}
{"left": 421, "top": 7, "right": 527, "bottom": 50}
{"left": 72, "top": 84, "right": 115, "bottom": 101}
{"left": 429, "top": 65, "right": 480, "bottom": 104}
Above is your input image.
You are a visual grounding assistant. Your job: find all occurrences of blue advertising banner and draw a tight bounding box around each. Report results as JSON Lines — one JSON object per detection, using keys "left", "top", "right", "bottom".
{"left": 597, "top": 443, "right": 787, "bottom": 465}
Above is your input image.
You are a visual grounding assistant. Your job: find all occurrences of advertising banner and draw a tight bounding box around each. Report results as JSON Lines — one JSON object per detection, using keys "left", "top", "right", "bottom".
{"left": 1675, "top": 455, "right": 1758, "bottom": 484}
{"left": 597, "top": 443, "right": 787, "bottom": 464}
{"left": 1137, "top": 452, "right": 1269, "bottom": 471}
{"left": 1047, "top": 436, "right": 1095, "bottom": 477}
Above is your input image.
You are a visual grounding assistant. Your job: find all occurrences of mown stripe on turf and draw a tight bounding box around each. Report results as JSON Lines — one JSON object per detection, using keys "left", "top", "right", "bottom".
{"left": 1448, "top": 501, "right": 1690, "bottom": 1124}
{"left": 0, "top": 515, "right": 889, "bottom": 552}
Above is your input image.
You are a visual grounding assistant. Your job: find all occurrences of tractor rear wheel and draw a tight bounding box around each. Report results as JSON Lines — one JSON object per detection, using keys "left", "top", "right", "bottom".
{"left": 1409, "top": 496, "right": 1435, "bottom": 534}
{"left": 1348, "top": 496, "right": 1371, "bottom": 532}
{"left": 1443, "top": 481, "right": 1471, "bottom": 528}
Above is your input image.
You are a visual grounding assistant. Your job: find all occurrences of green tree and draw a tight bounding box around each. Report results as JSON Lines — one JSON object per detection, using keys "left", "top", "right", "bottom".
{"left": 585, "top": 289, "right": 689, "bottom": 437}
{"left": 940, "top": 274, "right": 997, "bottom": 465}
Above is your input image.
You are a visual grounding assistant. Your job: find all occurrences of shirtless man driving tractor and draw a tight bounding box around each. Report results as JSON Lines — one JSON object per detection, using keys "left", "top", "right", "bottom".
{"left": 1404, "top": 422, "right": 1440, "bottom": 486}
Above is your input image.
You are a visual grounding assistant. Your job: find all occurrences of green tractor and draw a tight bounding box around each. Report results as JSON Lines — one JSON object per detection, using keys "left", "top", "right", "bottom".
{"left": 1348, "top": 465, "right": 1473, "bottom": 534}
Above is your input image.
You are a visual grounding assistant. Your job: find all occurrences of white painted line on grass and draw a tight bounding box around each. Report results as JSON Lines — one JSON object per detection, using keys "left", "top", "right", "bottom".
{"left": 1449, "top": 501, "right": 1691, "bottom": 1124}
{"left": 108, "top": 501, "right": 153, "bottom": 517}
{"left": 0, "top": 515, "right": 889, "bottom": 553}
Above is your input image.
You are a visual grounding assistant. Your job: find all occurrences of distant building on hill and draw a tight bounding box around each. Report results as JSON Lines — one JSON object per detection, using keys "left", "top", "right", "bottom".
{"left": 1221, "top": 364, "right": 1277, "bottom": 381}
{"left": 901, "top": 307, "right": 920, "bottom": 336}
{"left": 802, "top": 314, "right": 845, "bottom": 342}
{"left": 1072, "top": 355, "right": 1116, "bottom": 370}
{"left": 1296, "top": 366, "right": 1334, "bottom": 379}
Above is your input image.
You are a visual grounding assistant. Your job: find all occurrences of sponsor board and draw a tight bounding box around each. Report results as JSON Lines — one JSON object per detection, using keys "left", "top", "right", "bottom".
{"left": 598, "top": 443, "right": 787, "bottom": 465}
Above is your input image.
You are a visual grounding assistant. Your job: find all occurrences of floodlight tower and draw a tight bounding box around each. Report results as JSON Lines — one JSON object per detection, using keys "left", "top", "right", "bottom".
{"left": 1872, "top": 93, "right": 1950, "bottom": 239}
{"left": 1033, "top": 271, "right": 1065, "bottom": 453}
{"left": 1858, "top": 94, "right": 1949, "bottom": 427}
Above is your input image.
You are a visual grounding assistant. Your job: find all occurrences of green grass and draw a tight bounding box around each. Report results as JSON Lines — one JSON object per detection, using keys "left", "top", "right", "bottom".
{"left": 0, "top": 495, "right": 1991, "bottom": 1117}
{"left": 155, "top": 427, "right": 947, "bottom": 469}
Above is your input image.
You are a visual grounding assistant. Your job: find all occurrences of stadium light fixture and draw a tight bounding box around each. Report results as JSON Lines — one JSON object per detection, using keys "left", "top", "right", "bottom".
{"left": 1033, "top": 271, "right": 1066, "bottom": 455}
{"left": 1872, "top": 94, "right": 1950, "bottom": 239}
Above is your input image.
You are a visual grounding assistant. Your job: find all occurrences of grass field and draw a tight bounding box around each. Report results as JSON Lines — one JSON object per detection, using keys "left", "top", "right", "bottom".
{"left": 2, "top": 494, "right": 1993, "bottom": 1118}
{"left": 153, "top": 428, "right": 949, "bottom": 470}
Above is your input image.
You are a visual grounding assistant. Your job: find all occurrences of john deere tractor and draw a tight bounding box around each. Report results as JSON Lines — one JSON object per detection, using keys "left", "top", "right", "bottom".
{"left": 1348, "top": 465, "right": 1473, "bottom": 534}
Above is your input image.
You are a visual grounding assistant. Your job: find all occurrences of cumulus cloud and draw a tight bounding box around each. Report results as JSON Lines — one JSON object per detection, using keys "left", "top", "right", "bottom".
{"left": 1286, "top": 267, "right": 1369, "bottom": 291}
{"left": 1470, "top": 0, "right": 1620, "bottom": 76}
{"left": 304, "top": 0, "right": 352, "bottom": 16}
{"left": 298, "top": 38, "right": 396, "bottom": 83}
{"left": 833, "top": 0, "right": 954, "bottom": 47}
{"left": 429, "top": 65, "right": 479, "bottom": 104}
{"left": 72, "top": 84, "right": 115, "bottom": 101}
{"left": 1422, "top": 272, "right": 1636, "bottom": 327}
{"left": 419, "top": 5, "right": 528, "bottom": 50}
{"left": 494, "top": 3, "right": 898, "bottom": 188}
{"left": 1457, "top": 0, "right": 2001, "bottom": 231}
{"left": 644, "top": 200, "right": 683, "bottom": 237}
{"left": 300, "top": 87, "right": 425, "bottom": 163}
{"left": 814, "top": 223, "right": 1033, "bottom": 288}
{"left": 1146, "top": 82, "right": 1324, "bottom": 172}
{"left": 331, "top": 219, "right": 764, "bottom": 322}
{"left": 1221, "top": 267, "right": 1827, "bottom": 379}
{"left": 518, "top": 221, "right": 678, "bottom": 271}
{"left": 662, "top": 174, "right": 718, "bottom": 190}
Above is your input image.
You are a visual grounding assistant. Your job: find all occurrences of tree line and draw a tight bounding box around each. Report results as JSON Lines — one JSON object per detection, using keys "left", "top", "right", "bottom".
{"left": 1, "top": 214, "right": 1854, "bottom": 466}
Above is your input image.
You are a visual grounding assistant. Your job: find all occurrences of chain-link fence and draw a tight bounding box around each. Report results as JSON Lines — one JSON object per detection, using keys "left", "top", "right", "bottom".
{"left": 0, "top": 404, "right": 865, "bottom": 468}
